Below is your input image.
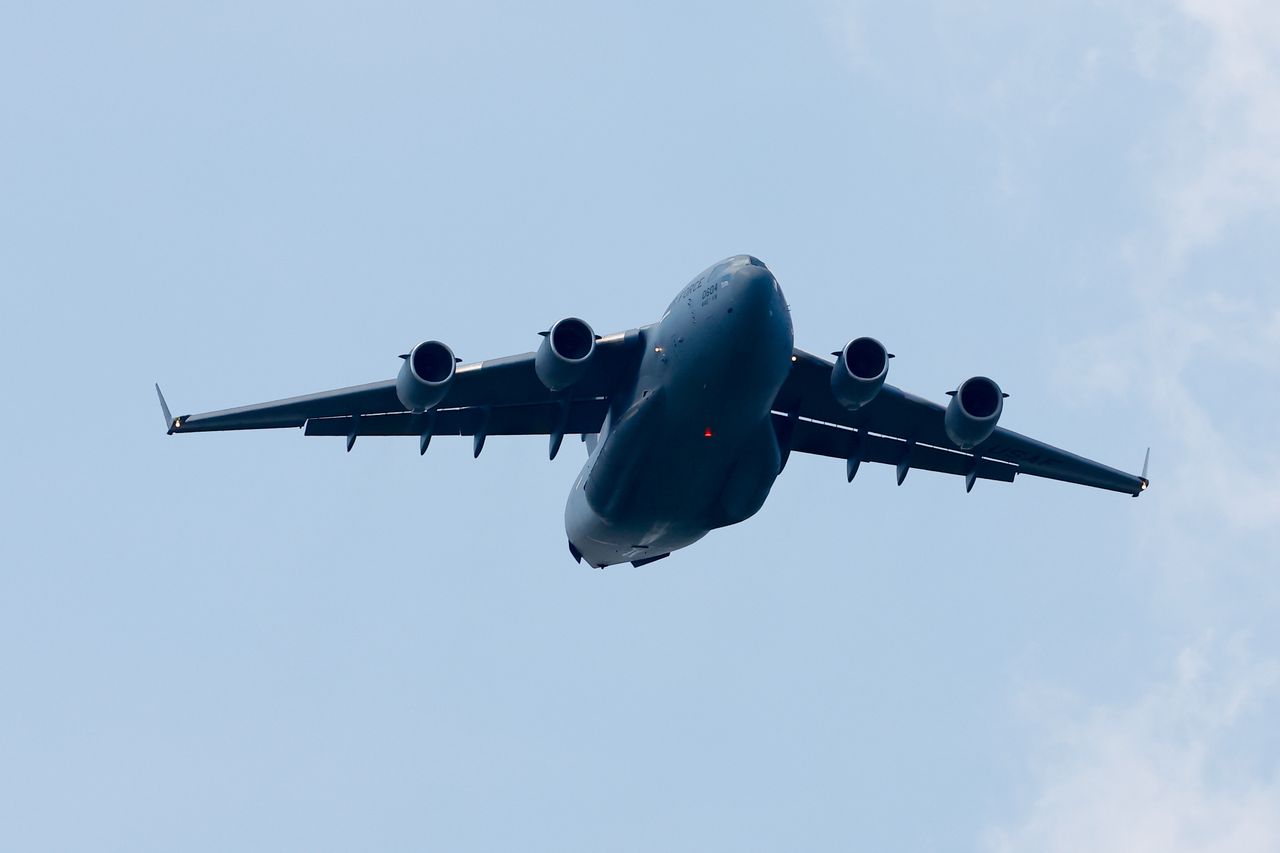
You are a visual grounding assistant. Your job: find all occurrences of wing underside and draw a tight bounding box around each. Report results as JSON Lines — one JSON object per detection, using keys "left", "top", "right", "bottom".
{"left": 303, "top": 398, "right": 610, "bottom": 438}
{"left": 159, "top": 329, "right": 645, "bottom": 446}
{"left": 774, "top": 348, "right": 1147, "bottom": 495}
{"left": 776, "top": 414, "right": 1018, "bottom": 485}
{"left": 157, "top": 330, "right": 1146, "bottom": 496}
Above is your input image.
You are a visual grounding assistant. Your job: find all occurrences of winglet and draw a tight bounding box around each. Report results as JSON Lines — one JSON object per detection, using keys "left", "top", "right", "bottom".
{"left": 155, "top": 383, "right": 177, "bottom": 435}
{"left": 1135, "top": 447, "right": 1151, "bottom": 496}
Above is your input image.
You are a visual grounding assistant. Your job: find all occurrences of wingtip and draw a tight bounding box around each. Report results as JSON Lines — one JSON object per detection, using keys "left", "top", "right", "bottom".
{"left": 155, "top": 383, "right": 175, "bottom": 435}
{"left": 155, "top": 384, "right": 188, "bottom": 434}
{"left": 1135, "top": 447, "right": 1151, "bottom": 496}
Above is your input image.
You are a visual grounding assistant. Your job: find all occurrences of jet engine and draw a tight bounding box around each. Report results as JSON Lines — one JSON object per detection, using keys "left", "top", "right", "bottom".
{"left": 944, "top": 376, "right": 1005, "bottom": 449}
{"left": 396, "top": 340, "right": 456, "bottom": 411}
{"left": 536, "top": 317, "right": 596, "bottom": 391}
{"left": 831, "top": 337, "right": 890, "bottom": 411}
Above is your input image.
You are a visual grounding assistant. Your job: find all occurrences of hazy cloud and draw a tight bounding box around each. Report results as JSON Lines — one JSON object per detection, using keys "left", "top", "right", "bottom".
{"left": 999, "top": 1, "right": 1280, "bottom": 845}
{"left": 1058, "top": 0, "right": 1280, "bottom": 535}
{"left": 986, "top": 638, "right": 1280, "bottom": 853}
{"left": 827, "top": 1, "right": 1280, "bottom": 847}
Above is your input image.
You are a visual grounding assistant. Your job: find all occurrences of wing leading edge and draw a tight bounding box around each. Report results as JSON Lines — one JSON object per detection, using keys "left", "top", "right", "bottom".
{"left": 775, "top": 348, "right": 1148, "bottom": 496}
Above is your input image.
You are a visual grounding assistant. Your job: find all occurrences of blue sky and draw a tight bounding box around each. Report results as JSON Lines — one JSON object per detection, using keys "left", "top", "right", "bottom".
{"left": 3, "top": 2, "right": 1279, "bottom": 850}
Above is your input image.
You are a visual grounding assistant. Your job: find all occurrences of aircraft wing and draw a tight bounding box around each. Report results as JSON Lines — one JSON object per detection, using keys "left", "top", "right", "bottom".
{"left": 773, "top": 348, "right": 1149, "bottom": 495}
{"left": 158, "top": 327, "right": 646, "bottom": 453}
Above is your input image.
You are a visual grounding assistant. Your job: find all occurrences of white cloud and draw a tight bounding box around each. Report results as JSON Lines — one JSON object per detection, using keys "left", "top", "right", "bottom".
{"left": 986, "top": 639, "right": 1280, "bottom": 853}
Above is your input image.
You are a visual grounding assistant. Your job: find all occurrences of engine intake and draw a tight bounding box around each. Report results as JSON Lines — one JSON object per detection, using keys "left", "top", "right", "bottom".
{"left": 397, "top": 340, "right": 456, "bottom": 411}
{"left": 831, "top": 337, "right": 889, "bottom": 411}
{"left": 944, "top": 376, "right": 1004, "bottom": 449}
{"left": 536, "top": 317, "right": 596, "bottom": 391}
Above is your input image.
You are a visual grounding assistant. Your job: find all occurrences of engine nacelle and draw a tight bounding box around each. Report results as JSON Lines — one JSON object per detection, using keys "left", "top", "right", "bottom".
{"left": 396, "top": 340, "right": 456, "bottom": 412}
{"left": 536, "top": 317, "right": 596, "bottom": 391}
{"left": 944, "top": 376, "right": 1005, "bottom": 449}
{"left": 831, "top": 337, "right": 889, "bottom": 411}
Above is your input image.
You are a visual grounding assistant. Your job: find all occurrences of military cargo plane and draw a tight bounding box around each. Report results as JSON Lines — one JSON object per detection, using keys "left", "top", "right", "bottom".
{"left": 157, "top": 255, "right": 1148, "bottom": 568}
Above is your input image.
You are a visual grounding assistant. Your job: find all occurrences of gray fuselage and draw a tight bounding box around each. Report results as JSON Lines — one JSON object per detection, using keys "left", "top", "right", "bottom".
{"left": 566, "top": 255, "right": 794, "bottom": 567}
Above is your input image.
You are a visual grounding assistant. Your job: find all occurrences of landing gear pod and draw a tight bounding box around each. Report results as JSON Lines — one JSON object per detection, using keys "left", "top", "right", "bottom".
{"left": 945, "top": 376, "right": 1005, "bottom": 449}
{"left": 396, "top": 340, "right": 456, "bottom": 412}
{"left": 536, "top": 317, "right": 596, "bottom": 391}
{"left": 831, "top": 337, "right": 890, "bottom": 411}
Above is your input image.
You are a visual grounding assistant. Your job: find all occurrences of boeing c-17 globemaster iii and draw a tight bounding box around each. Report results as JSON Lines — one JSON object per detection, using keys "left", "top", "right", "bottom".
{"left": 157, "top": 255, "right": 1149, "bottom": 568}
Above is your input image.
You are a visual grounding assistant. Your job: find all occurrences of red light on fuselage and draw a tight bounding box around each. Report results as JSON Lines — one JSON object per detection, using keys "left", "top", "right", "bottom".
{"left": 704, "top": 427, "right": 713, "bottom": 438}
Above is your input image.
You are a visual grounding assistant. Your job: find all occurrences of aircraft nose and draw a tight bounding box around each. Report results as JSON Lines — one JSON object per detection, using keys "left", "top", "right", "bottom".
{"left": 711, "top": 258, "right": 794, "bottom": 386}
{"left": 726, "top": 260, "right": 783, "bottom": 318}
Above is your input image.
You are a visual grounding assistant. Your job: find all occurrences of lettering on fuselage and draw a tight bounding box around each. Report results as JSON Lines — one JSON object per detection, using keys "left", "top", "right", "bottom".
{"left": 671, "top": 274, "right": 721, "bottom": 324}
{"left": 676, "top": 277, "right": 703, "bottom": 302}
{"left": 699, "top": 281, "right": 719, "bottom": 306}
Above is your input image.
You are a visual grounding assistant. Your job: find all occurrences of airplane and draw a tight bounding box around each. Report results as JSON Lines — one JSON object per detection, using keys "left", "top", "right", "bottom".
{"left": 156, "top": 254, "right": 1149, "bottom": 568}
